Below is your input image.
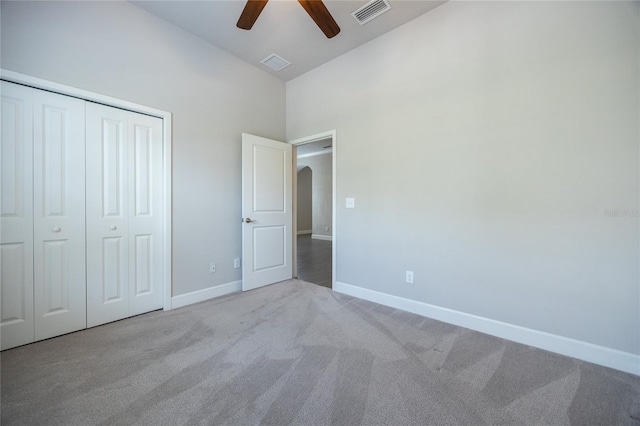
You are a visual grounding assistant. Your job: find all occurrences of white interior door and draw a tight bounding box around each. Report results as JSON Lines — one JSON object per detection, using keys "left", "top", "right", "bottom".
{"left": 33, "top": 89, "right": 86, "bottom": 340}
{"left": 242, "top": 133, "right": 292, "bottom": 291}
{"left": 86, "top": 103, "right": 163, "bottom": 327}
{"left": 86, "top": 104, "right": 129, "bottom": 327}
{"left": 1, "top": 82, "right": 35, "bottom": 350}
{"left": 127, "top": 111, "right": 163, "bottom": 316}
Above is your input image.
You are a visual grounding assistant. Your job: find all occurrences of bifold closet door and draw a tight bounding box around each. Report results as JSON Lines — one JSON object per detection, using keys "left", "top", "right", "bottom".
{"left": 1, "top": 82, "right": 86, "bottom": 349}
{"left": 33, "top": 89, "right": 87, "bottom": 340}
{"left": 1, "top": 82, "right": 35, "bottom": 350}
{"left": 86, "top": 103, "right": 163, "bottom": 328}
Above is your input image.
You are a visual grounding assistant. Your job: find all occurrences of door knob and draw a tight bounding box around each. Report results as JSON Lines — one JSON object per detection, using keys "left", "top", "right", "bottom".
{"left": 110, "top": 225, "right": 117, "bottom": 230}
{"left": 244, "top": 218, "right": 256, "bottom": 223}
{"left": 52, "top": 226, "right": 61, "bottom": 232}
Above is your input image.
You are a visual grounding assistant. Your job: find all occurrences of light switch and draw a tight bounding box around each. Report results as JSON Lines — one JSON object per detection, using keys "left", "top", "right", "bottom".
{"left": 346, "top": 197, "right": 355, "bottom": 208}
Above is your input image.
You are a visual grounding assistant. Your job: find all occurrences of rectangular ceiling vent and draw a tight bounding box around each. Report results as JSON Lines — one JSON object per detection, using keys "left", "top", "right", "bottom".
{"left": 261, "top": 54, "right": 291, "bottom": 72}
{"left": 351, "top": 0, "right": 392, "bottom": 25}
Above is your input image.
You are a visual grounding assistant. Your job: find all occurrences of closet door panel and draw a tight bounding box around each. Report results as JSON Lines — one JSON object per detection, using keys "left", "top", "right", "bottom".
{"left": 86, "top": 103, "right": 129, "bottom": 327}
{"left": 33, "top": 90, "right": 86, "bottom": 340}
{"left": 0, "top": 82, "right": 35, "bottom": 350}
{"left": 128, "top": 113, "right": 163, "bottom": 315}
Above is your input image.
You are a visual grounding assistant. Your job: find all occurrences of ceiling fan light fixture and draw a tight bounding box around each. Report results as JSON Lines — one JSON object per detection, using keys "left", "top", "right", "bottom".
{"left": 261, "top": 54, "right": 291, "bottom": 72}
{"left": 352, "top": 0, "right": 392, "bottom": 25}
{"left": 236, "top": 0, "right": 340, "bottom": 39}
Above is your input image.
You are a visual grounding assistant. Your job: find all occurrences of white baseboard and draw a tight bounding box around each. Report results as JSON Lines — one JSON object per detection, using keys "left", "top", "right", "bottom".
{"left": 171, "top": 280, "right": 242, "bottom": 309}
{"left": 311, "top": 234, "right": 332, "bottom": 241}
{"left": 334, "top": 281, "right": 640, "bottom": 376}
{"left": 297, "top": 230, "right": 312, "bottom": 235}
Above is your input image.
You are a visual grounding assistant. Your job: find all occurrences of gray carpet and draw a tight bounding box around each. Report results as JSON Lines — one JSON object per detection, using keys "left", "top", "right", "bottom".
{"left": 1, "top": 279, "right": 639, "bottom": 425}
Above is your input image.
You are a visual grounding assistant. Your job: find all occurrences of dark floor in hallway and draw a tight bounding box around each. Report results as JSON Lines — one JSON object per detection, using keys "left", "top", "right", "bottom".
{"left": 296, "top": 234, "right": 332, "bottom": 288}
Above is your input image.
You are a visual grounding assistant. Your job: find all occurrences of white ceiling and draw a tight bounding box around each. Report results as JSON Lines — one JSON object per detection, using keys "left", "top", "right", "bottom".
{"left": 130, "top": 0, "right": 446, "bottom": 81}
{"left": 296, "top": 138, "right": 332, "bottom": 157}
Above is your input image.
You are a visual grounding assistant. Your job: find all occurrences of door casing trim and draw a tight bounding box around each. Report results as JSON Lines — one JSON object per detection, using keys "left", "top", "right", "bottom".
{"left": 289, "top": 130, "right": 336, "bottom": 288}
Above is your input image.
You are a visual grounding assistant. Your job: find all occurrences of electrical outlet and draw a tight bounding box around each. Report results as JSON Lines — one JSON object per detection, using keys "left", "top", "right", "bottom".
{"left": 209, "top": 262, "right": 216, "bottom": 273}
{"left": 405, "top": 270, "right": 414, "bottom": 284}
{"left": 234, "top": 258, "right": 241, "bottom": 269}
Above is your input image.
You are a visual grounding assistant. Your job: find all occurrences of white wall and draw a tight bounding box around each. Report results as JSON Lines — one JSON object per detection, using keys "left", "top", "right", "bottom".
{"left": 299, "top": 153, "right": 333, "bottom": 237}
{"left": 297, "top": 167, "right": 313, "bottom": 232}
{"left": 1, "top": 1, "right": 286, "bottom": 297}
{"left": 287, "top": 1, "right": 640, "bottom": 358}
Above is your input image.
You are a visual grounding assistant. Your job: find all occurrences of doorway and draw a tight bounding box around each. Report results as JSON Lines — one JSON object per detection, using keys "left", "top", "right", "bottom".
{"left": 291, "top": 131, "right": 336, "bottom": 289}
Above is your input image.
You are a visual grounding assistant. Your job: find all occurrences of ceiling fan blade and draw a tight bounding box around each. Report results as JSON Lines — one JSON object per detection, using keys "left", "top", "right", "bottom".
{"left": 237, "top": 0, "right": 269, "bottom": 30}
{"left": 297, "top": 0, "right": 341, "bottom": 39}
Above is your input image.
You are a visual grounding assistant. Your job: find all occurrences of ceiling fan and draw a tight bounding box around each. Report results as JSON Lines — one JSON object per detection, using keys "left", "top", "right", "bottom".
{"left": 237, "top": 0, "right": 341, "bottom": 39}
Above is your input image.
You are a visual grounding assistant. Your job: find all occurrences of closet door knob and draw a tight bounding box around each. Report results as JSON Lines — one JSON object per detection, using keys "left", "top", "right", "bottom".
{"left": 52, "top": 226, "right": 61, "bottom": 233}
{"left": 110, "top": 225, "right": 117, "bottom": 230}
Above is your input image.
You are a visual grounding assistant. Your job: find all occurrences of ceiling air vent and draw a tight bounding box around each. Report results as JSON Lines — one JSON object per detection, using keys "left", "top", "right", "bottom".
{"left": 351, "top": 0, "right": 392, "bottom": 25}
{"left": 261, "top": 54, "right": 291, "bottom": 72}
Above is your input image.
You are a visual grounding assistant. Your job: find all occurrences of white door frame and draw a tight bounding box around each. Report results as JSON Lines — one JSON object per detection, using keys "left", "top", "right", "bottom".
{"left": 289, "top": 130, "right": 336, "bottom": 288}
{"left": 0, "top": 69, "right": 174, "bottom": 311}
